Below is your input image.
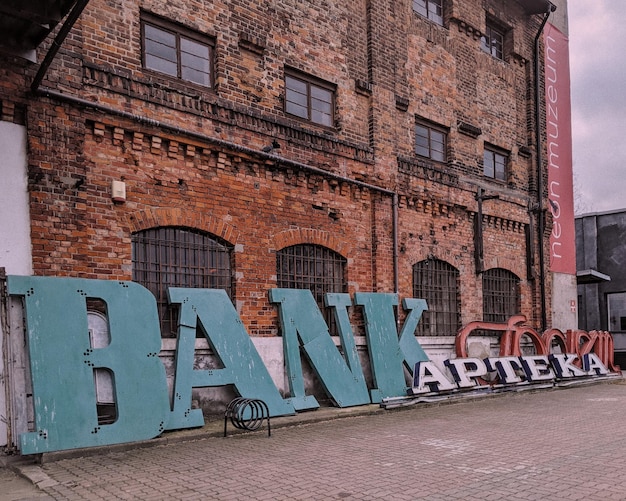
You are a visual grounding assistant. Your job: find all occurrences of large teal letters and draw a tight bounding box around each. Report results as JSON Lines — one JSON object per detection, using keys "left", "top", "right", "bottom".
{"left": 269, "top": 289, "right": 371, "bottom": 410}
{"left": 9, "top": 276, "right": 429, "bottom": 454}
{"left": 7, "top": 276, "right": 170, "bottom": 454}
{"left": 166, "top": 288, "right": 294, "bottom": 429}
{"left": 354, "top": 293, "right": 429, "bottom": 402}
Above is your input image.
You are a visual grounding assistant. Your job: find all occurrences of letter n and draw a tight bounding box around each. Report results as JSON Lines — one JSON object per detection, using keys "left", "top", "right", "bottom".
{"left": 269, "top": 289, "right": 371, "bottom": 410}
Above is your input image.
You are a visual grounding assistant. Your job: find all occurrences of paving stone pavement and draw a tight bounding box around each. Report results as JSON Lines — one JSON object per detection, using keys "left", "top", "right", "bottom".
{"left": 4, "top": 382, "right": 626, "bottom": 500}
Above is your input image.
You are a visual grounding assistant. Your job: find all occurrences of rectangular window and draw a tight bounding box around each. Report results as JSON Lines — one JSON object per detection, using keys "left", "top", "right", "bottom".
{"left": 483, "top": 146, "right": 507, "bottom": 181}
{"left": 415, "top": 120, "right": 447, "bottom": 162}
{"left": 481, "top": 23, "right": 504, "bottom": 60}
{"left": 608, "top": 292, "right": 626, "bottom": 332}
{"left": 285, "top": 70, "right": 334, "bottom": 127}
{"left": 413, "top": 0, "right": 443, "bottom": 26}
{"left": 142, "top": 13, "right": 213, "bottom": 87}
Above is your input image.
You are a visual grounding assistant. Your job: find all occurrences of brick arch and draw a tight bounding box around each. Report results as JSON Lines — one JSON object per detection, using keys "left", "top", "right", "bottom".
{"left": 125, "top": 208, "right": 241, "bottom": 244}
{"left": 483, "top": 256, "right": 524, "bottom": 281}
{"left": 272, "top": 228, "right": 350, "bottom": 257}
{"left": 408, "top": 250, "right": 462, "bottom": 270}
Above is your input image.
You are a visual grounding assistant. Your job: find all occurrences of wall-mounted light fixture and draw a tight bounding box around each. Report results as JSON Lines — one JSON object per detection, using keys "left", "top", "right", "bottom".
{"left": 111, "top": 180, "right": 126, "bottom": 203}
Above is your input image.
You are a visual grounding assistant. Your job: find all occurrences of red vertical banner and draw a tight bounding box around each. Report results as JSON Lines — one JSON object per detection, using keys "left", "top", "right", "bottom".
{"left": 544, "top": 24, "right": 576, "bottom": 274}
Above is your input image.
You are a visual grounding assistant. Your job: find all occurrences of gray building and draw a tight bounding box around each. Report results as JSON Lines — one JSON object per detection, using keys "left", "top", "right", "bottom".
{"left": 576, "top": 210, "right": 625, "bottom": 364}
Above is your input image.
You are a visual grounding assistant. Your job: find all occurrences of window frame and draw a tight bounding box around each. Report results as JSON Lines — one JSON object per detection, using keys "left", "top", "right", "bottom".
{"left": 483, "top": 145, "right": 508, "bottom": 182}
{"left": 284, "top": 69, "right": 335, "bottom": 128}
{"left": 415, "top": 119, "right": 447, "bottom": 162}
{"left": 482, "top": 268, "right": 520, "bottom": 323}
{"left": 481, "top": 22, "right": 505, "bottom": 60}
{"left": 412, "top": 0, "right": 444, "bottom": 26}
{"left": 413, "top": 258, "right": 461, "bottom": 336}
{"left": 141, "top": 12, "right": 214, "bottom": 88}
{"left": 607, "top": 292, "right": 626, "bottom": 333}
{"left": 131, "top": 227, "right": 234, "bottom": 337}
{"left": 276, "top": 244, "right": 347, "bottom": 334}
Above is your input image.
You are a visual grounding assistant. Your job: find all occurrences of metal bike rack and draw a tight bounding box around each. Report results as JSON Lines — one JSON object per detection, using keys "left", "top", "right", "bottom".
{"left": 224, "top": 397, "right": 271, "bottom": 438}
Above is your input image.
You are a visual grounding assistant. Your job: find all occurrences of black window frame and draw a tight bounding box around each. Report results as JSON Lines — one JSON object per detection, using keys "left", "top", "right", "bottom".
{"left": 481, "top": 22, "right": 505, "bottom": 60}
{"left": 482, "top": 268, "right": 520, "bottom": 323}
{"left": 413, "top": 258, "right": 461, "bottom": 336}
{"left": 415, "top": 119, "right": 447, "bottom": 162}
{"left": 284, "top": 69, "right": 335, "bottom": 128}
{"left": 131, "top": 227, "right": 234, "bottom": 337}
{"left": 141, "top": 12, "right": 214, "bottom": 88}
{"left": 483, "top": 145, "right": 508, "bottom": 182}
{"left": 276, "top": 244, "right": 347, "bottom": 334}
{"left": 412, "top": 0, "right": 444, "bottom": 26}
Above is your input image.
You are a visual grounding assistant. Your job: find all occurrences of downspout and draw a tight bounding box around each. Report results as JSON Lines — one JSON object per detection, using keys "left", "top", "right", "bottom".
{"left": 393, "top": 193, "right": 399, "bottom": 293}
{"left": 533, "top": 3, "right": 556, "bottom": 331}
{"left": 30, "top": 0, "right": 91, "bottom": 93}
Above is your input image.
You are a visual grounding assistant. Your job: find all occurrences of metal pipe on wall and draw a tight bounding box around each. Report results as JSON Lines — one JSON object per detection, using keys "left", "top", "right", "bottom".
{"left": 533, "top": 4, "right": 556, "bottom": 332}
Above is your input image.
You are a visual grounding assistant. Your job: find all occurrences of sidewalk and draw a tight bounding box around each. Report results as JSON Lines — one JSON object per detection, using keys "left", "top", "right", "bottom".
{"left": 3, "top": 380, "right": 626, "bottom": 500}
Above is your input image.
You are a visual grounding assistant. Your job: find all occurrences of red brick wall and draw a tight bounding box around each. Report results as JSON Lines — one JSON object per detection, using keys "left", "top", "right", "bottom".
{"left": 1, "top": 0, "right": 553, "bottom": 333}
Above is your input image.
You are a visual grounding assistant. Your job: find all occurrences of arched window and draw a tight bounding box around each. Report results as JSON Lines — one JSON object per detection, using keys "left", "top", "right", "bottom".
{"left": 413, "top": 258, "right": 460, "bottom": 336}
{"left": 132, "top": 227, "right": 233, "bottom": 336}
{"left": 276, "top": 244, "right": 347, "bottom": 333}
{"left": 482, "top": 268, "right": 520, "bottom": 322}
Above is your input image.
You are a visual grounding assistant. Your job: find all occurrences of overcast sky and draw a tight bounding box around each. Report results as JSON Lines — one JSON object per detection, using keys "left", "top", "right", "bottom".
{"left": 568, "top": 0, "right": 626, "bottom": 215}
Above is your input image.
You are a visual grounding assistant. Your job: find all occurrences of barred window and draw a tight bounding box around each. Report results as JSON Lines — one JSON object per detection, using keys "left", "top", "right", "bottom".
{"left": 482, "top": 268, "right": 520, "bottom": 322}
{"left": 132, "top": 227, "right": 233, "bottom": 337}
{"left": 413, "top": 258, "right": 460, "bottom": 336}
{"left": 277, "top": 244, "right": 347, "bottom": 333}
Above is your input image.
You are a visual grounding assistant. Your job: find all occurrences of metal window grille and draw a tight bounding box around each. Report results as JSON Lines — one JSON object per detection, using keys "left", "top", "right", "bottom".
{"left": 132, "top": 227, "right": 233, "bottom": 337}
{"left": 413, "top": 258, "right": 460, "bottom": 336}
{"left": 482, "top": 268, "right": 520, "bottom": 322}
{"left": 276, "top": 244, "right": 347, "bottom": 334}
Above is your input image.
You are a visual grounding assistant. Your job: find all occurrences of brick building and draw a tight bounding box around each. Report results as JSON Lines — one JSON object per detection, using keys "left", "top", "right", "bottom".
{"left": 1, "top": 0, "right": 573, "bottom": 424}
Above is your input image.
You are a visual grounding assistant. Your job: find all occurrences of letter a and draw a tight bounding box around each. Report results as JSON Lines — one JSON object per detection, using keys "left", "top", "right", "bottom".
{"left": 167, "top": 288, "right": 294, "bottom": 429}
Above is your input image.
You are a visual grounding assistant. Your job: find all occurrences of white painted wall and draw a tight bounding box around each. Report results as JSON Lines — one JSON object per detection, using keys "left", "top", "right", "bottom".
{"left": 1, "top": 120, "right": 31, "bottom": 448}
{"left": 0, "top": 121, "right": 31, "bottom": 275}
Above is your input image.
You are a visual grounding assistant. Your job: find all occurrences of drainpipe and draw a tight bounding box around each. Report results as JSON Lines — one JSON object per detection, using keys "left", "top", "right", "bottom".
{"left": 34, "top": 87, "right": 400, "bottom": 292}
{"left": 30, "top": 0, "right": 91, "bottom": 93}
{"left": 533, "top": 3, "right": 556, "bottom": 331}
{"left": 392, "top": 193, "right": 399, "bottom": 293}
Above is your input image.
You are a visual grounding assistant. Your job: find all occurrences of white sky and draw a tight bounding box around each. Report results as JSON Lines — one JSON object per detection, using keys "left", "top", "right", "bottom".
{"left": 568, "top": 0, "right": 626, "bottom": 214}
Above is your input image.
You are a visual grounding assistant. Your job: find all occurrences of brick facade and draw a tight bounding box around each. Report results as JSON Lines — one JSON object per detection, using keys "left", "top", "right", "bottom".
{"left": 1, "top": 0, "right": 554, "bottom": 336}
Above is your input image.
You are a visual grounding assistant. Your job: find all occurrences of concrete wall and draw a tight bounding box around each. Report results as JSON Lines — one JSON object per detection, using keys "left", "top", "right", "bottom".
{"left": 576, "top": 210, "right": 626, "bottom": 360}
{"left": 0, "top": 121, "right": 31, "bottom": 275}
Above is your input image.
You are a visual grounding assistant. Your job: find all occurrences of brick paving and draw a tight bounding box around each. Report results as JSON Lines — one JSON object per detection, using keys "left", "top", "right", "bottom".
{"left": 4, "top": 382, "right": 626, "bottom": 500}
